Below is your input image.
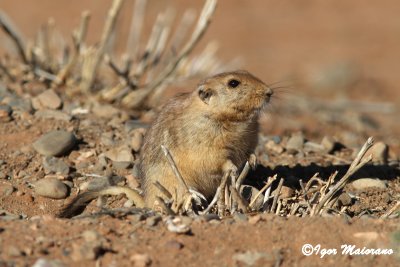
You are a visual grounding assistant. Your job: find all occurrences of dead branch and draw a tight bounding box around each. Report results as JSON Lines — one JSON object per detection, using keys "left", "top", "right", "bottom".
{"left": 270, "top": 178, "right": 284, "bottom": 213}
{"left": 80, "top": 0, "right": 124, "bottom": 92}
{"left": 0, "top": 10, "right": 28, "bottom": 63}
{"left": 312, "top": 137, "right": 374, "bottom": 215}
{"left": 249, "top": 174, "right": 277, "bottom": 209}
{"left": 121, "top": 0, "right": 218, "bottom": 108}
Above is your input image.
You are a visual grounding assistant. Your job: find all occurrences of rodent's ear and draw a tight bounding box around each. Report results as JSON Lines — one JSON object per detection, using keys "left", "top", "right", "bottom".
{"left": 198, "top": 88, "right": 213, "bottom": 104}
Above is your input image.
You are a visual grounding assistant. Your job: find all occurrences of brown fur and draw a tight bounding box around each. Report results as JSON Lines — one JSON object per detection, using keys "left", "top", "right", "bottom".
{"left": 58, "top": 70, "right": 273, "bottom": 217}
{"left": 140, "top": 70, "right": 273, "bottom": 207}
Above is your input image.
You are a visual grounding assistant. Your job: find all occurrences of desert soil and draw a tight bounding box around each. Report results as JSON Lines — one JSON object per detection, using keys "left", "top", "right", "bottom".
{"left": 0, "top": 1, "right": 399, "bottom": 267}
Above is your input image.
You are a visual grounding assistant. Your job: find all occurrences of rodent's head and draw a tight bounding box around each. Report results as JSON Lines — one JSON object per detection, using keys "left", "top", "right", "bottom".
{"left": 195, "top": 70, "right": 273, "bottom": 121}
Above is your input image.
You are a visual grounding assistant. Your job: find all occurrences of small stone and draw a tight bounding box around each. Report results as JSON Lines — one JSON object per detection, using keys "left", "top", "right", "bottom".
{"left": 35, "top": 109, "right": 72, "bottom": 121}
{"left": 7, "top": 246, "right": 23, "bottom": 257}
{"left": 351, "top": 178, "right": 387, "bottom": 190}
{"left": 113, "top": 161, "right": 132, "bottom": 170}
{"left": 146, "top": 215, "right": 162, "bottom": 227}
{"left": 32, "top": 89, "right": 62, "bottom": 110}
{"left": 248, "top": 214, "right": 262, "bottom": 225}
{"left": 202, "top": 213, "right": 220, "bottom": 222}
{"left": 124, "top": 199, "right": 134, "bottom": 208}
{"left": 0, "top": 104, "right": 12, "bottom": 122}
{"left": 165, "top": 240, "right": 184, "bottom": 250}
{"left": 34, "top": 178, "right": 68, "bottom": 199}
{"left": 337, "top": 192, "right": 352, "bottom": 206}
{"left": 82, "top": 230, "right": 101, "bottom": 243}
{"left": 233, "top": 213, "right": 248, "bottom": 222}
{"left": 233, "top": 251, "right": 273, "bottom": 266}
{"left": 264, "top": 140, "right": 284, "bottom": 154}
{"left": 33, "top": 130, "right": 77, "bottom": 156}
{"left": 92, "top": 104, "right": 119, "bottom": 118}
{"left": 240, "top": 185, "right": 263, "bottom": 210}
{"left": 32, "top": 258, "right": 66, "bottom": 267}
{"left": 42, "top": 156, "right": 70, "bottom": 175}
{"left": 321, "top": 136, "right": 337, "bottom": 153}
{"left": 130, "top": 131, "right": 144, "bottom": 152}
{"left": 5, "top": 96, "right": 32, "bottom": 113}
{"left": 363, "top": 141, "right": 389, "bottom": 164}
{"left": 104, "top": 146, "right": 134, "bottom": 163}
{"left": 279, "top": 186, "right": 294, "bottom": 199}
{"left": 130, "top": 254, "right": 151, "bottom": 267}
{"left": 87, "top": 176, "right": 112, "bottom": 191}
{"left": 0, "top": 183, "right": 15, "bottom": 197}
{"left": 71, "top": 243, "right": 103, "bottom": 261}
{"left": 286, "top": 133, "right": 304, "bottom": 153}
{"left": 124, "top": 120, "right": 149, "bottom": 132}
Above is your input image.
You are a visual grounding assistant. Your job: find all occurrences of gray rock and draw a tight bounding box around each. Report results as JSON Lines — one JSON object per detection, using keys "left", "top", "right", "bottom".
{"left": 351, "top": 178, "right": 387, "bottom": 190}
{"left": 363, "top": 141, "right": 388, "bottom": 164}
{"left": 104, "top": 146, "right": 134, "bottom": 163}
{"left": 233, "top": 251, "right": 273, "bottom": 266}
{"left": 0, "top": 183, "right": 15, "bottom": 197}
{"left": 92, "top": 104, "right": 119, "bottom": 118}
{"left": 0, "top": 104, "right": 12, "bottom": 122}
{"left": 130, "top": 131, "right": 144, "bottom": 152}
{"left": 35, "top": 109, "right": 72, "bottom": 121}
{"left": 33, "top": 130, "right": 77, "bottom": 156}
{"left": 113, "top": 161, "right": 132, "bottom": 170}
{"left": 4, "top": 96, "right": 32, "bottom": 113}
{"left": 240, "top": 185, "right": 263, "bottom": 210}
{"left": 337, "top": 192, "right": 352, "bottom": 206}
{"left": 87, "top": 176, "right": 112, "bottom": 191}
{"left": 124, "top": 120, "right": 149, "bottom": 132}
{"left": 233, "top": 212, "right": 248, "bottom": 222}
{"left": 34, "top": 178, "right": 68, "bottom": 199}
{"left": 321, "top": 136, "right": 337, "bottom": 153}
{"left": 32, "top": 89, "right": 62, "bottom": 110}
{"left": 42, "top": 156, "right": 70, "bottom": 175}
{"left": 286, "top": 134, "right": 304, "bottom": 153}
{"left": 32, "top": 258, "right": 66, "bottom": 267}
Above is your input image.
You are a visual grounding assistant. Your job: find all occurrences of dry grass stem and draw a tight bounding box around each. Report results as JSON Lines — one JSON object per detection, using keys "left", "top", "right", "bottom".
{"left": 381, "top": 201, "right": 400, "bottom": 219}
{"left": 161, "top": 145, "right": 189, "bottom": 193}
{"left": 249, "top": 174, "right": 277, "bottom": 209}
{"left": 270, "top": 177, "right": 284, "bottom": 213}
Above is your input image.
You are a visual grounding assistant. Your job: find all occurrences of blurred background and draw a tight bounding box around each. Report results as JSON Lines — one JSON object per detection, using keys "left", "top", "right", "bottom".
{"left": 1, "top": 0, "right": 400, "bottom": 152}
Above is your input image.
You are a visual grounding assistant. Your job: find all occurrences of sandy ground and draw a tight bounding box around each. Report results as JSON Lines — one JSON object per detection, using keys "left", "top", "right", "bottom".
{"left": 1, "top": 1, "right": 400, "bottom": 266}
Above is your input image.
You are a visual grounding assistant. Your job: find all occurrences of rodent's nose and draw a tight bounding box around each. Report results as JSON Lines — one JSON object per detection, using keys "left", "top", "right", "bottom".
{"left": 266, "top": 87, "right": 273, "bottom": 98}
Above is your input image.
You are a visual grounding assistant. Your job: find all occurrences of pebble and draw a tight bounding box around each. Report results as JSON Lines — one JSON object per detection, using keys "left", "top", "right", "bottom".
{"left": 351, "top": 178, "right": 387, "bottom": 190}
{"left": 104, "top": 146, "right": 134, "bottom": 163}
{"left": 32, "top": 258, "right": 66, "bottom": 267}
{"left": 4, "top": 96, "right": 32, "bottom": 113}
{"left": 233, "top": 212, "right": 248, "bottom": 222}
{"left": 130, "top": 130, "right": 144, "bottom": 152}
{"left": 92, "top": 104, "right": 119, "bottom": 118}
{"left": 279, "top": 186, "right": 295, "bottom": 199}
{"left": 87, "top": 176, "right": 112, "bottom": 191}
{"left": 321, "top": 136, "right": 337, "bottom": 153}
{"left": 337, "top": 192, "right": 353, "bottom": 206}
{"left": 232, "top": 251, "right": 273, "bottom": 266}
{"left": 32, "top": 89, "right": 62, "bottom": 110}
{"left": 202, "top": 213, "right": 220, "bottom": 222}
{"left": 146, "top": 215, "right": 162, "bottom": 227}
{"left": 363, "top": 141, "right": 388, "bottom": 164}
{"left": 0, "top": 104, "right": 12, "bottom": 122}
{"left": 241, "top": 185, "right": 264, "bottom": 210}
{"left": 35, "top": 109, "right": 72, "bottom": 121}
{"left": 286, "top": 133, "right": 304, "bottom": 153}
{"left": 124, "top": 120, "right": 149, "bottom": 132}
{"left": 0, "top": 183, "right": 15, "bottom": 197}
{"left": 42, "top": 156, "right": 70, "bottom": 175}
{"left": 33, "top": 130, "right": 77, "bottom": 156}
{"left": 165, "top": 240, "right": 184, "bottom": 250}
{"left": 264, "top": 140, "right": 284, "bottom": 154}
{"left": 34, "top": 178, "right": 68, "bottom": 199}
{"left": 113, "top": 161, "right": 132, "bottom": 170}
{"left": 130, "top": 254, "right": 152, "bottom": 267}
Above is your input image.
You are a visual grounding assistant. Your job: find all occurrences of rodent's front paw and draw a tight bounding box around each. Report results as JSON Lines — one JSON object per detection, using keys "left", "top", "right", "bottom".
{"left": 222, "top": 160, "right": 238, "bottom": 177}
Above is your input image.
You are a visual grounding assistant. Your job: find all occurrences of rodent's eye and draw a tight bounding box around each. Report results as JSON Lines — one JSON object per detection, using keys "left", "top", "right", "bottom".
{"left": 227, "top": 79, "right": 240, "bottom": 88}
